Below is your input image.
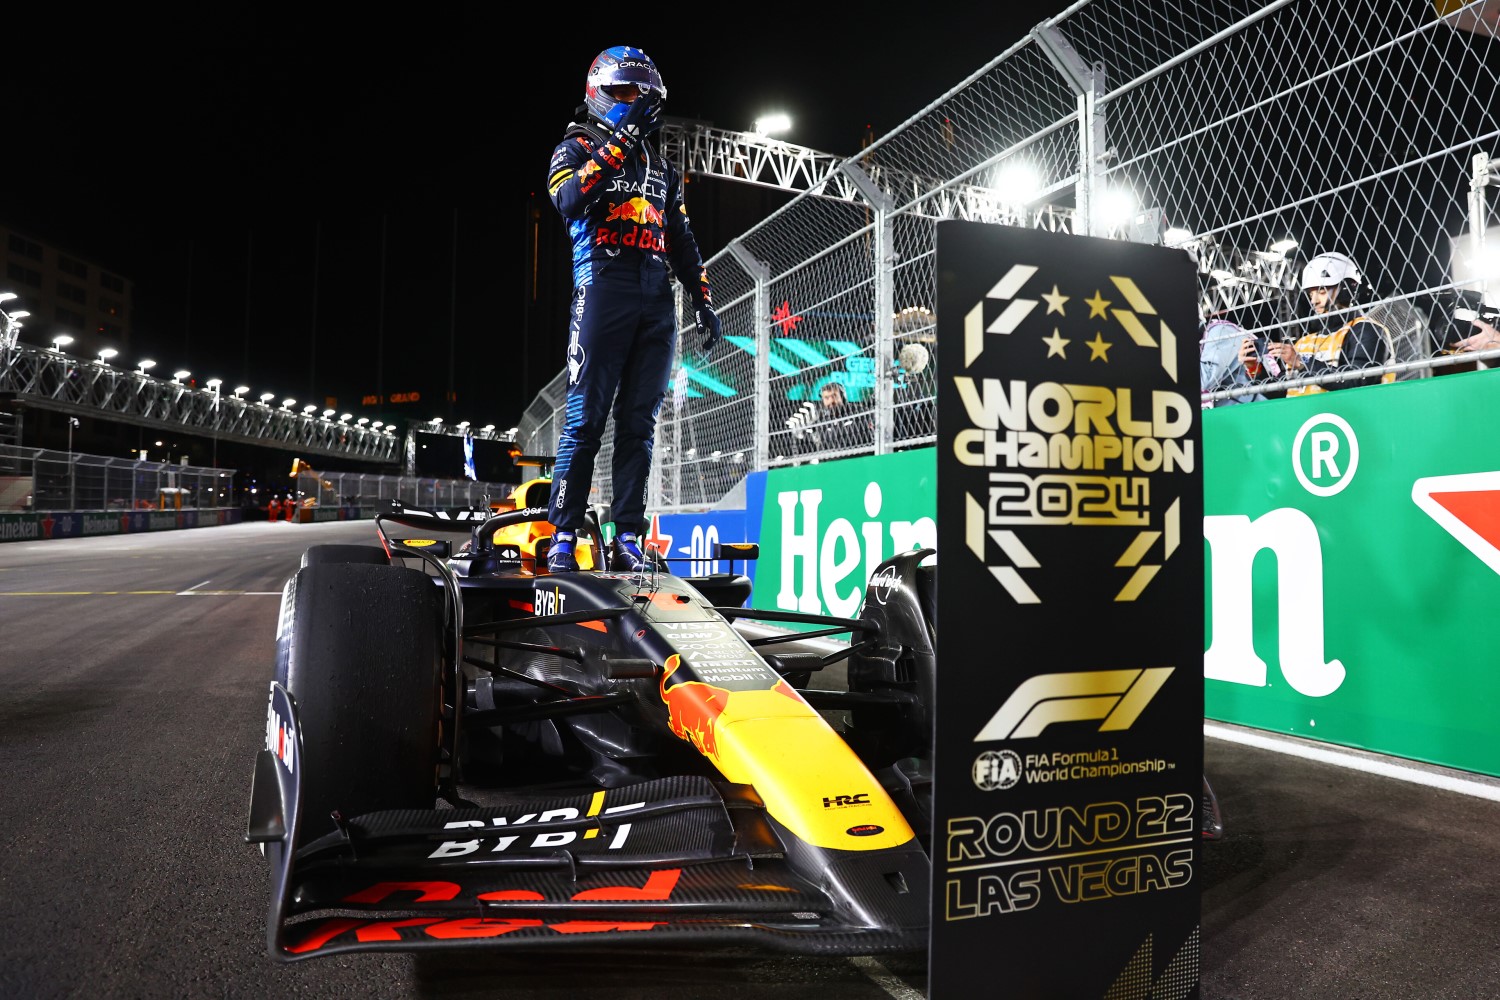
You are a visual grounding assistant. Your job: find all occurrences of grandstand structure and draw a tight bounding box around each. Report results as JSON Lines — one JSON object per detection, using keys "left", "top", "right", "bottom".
{"left": 516, "top": 0, "right": 1500, "bottom": 514}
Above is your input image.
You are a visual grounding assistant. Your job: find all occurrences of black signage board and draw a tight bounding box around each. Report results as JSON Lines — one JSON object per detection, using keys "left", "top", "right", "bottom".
{"left": 930, "top": 222, "right": 1204, "bottom": 999}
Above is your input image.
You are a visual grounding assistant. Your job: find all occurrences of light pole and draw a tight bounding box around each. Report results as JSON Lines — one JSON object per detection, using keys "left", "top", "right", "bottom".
{"left": 0, "top": 292, "right": 26, "bottom": 354}
{"left": 67, "top": 416, "right": 80, "bottom": 510}
{"left": 207, "top": 378, "right": 222, "bottom": 473}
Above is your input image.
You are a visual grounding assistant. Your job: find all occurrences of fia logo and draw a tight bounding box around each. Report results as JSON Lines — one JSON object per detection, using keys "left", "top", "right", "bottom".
{"left": 972, "top": 750, "right": 1021, "bottom": 790}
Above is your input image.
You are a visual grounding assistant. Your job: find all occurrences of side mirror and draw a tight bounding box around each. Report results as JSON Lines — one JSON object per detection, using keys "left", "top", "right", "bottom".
{"left": 392, "top": 537, "right": 451, "bottom": 559}
{"left": 713, "top": 541, "right": 759, "bottom": 561}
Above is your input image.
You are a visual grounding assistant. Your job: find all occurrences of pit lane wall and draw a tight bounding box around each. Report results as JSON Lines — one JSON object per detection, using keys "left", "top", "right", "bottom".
{"left": 0, "top": 505, "right": 365, "bottom": 541}
{"left": 647, "top": 368, "right": 1500, "bottom": 777}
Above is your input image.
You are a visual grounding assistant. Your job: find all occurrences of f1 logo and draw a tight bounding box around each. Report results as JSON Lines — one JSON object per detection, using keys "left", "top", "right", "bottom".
{"left": 973, "top": 667, "right": 1174, "bottom": 741}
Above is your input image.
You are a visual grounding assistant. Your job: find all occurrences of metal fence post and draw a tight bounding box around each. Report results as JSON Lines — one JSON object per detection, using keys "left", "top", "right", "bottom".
{"left": 727, "top": 240, "right": 772, "bottom": 469}
{"left": 838, "top": 163, "right": 896, "bottom": 453}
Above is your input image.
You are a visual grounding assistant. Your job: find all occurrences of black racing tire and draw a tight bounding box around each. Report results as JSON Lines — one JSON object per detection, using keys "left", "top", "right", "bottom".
{"left": 279, "top": 562, "right": 444, "bottom": 844}
{"left": 300, "top": 543, "right": 389, "bottom": 568}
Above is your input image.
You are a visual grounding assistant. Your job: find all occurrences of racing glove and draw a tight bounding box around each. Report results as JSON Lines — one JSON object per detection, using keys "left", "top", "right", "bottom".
{"left": 615, "top": 92, "right": 662, "bottom": 146}
{"left": 696, "top": 305, "right": 723, "bottom": 353}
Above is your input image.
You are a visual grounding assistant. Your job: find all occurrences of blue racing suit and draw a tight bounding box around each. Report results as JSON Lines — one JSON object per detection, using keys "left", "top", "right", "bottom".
{"left": 544, "top": 114, "right": 713, "bottom": 535}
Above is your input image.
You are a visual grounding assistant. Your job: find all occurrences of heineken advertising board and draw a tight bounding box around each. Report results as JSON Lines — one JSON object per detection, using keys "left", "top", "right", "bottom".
{"left": 1204, "top": 368, "right": 1500, "bottom": 775}
{"left": 0, "top": 508, "right": 246, "bottom": 543}
{"left": 931, "top": 222, "right": 1204, "bottom": 998}
{"left": 754, "top": 450, "right": 937, "bottom": 618}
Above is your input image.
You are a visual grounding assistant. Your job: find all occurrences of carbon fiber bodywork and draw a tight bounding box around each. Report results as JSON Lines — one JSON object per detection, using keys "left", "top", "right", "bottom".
{"left": 248, "top": 502, "right": 938, "bottom": 960}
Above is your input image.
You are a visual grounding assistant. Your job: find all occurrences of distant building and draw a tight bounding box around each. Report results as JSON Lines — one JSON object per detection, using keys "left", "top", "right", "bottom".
{"left": 0, "top": 222, "right": 133, "bottom": 358}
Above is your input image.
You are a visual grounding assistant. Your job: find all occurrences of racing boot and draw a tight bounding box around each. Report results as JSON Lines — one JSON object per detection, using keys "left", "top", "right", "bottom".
{"left": 547, "top": 530, "right": 579, "bottom": 573}
{"left": 610, "top": 531, "right": 649, "bottom": 572}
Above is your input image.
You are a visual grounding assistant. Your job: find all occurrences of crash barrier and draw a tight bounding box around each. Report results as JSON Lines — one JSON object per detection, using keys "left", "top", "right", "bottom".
{"left": 276, "top": 464, "right": 517, "bottom": 517}
{"left": 0, "top": 443, "right": 517, "bottom": 540}
{"left": 0, "top": 445, "right": 237, "bottom": 513}
{"left": 516, "top": 1, "right": 1500, "bottom": 514}
{"left": 0, "top": 506, "right": 246, "bottom": 542}
{"left": 645, "top": 368, "right": 1500, "bottom": 779}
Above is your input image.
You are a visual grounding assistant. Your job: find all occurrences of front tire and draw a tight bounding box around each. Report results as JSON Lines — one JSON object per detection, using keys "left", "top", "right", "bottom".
{"left": 278, "top": 562, "right": 444, "bottom": 843}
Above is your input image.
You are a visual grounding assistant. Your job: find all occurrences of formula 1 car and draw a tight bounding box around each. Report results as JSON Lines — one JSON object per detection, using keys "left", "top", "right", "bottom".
{"left": 246, "top": 480, "right": 1222, "bottom": 960}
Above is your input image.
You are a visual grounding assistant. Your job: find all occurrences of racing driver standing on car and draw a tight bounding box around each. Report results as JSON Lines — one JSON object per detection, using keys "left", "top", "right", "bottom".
{"left": 543, "top": 45, "right": 721, "bottom": 573}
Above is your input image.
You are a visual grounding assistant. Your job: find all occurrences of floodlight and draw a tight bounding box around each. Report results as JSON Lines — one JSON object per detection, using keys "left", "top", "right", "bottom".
{"left": 753, "top": 113, "right": 791, "bottom": 137}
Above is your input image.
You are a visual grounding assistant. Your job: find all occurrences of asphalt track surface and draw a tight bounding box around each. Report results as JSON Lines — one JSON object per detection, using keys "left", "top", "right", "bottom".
{"left": 2, "top": 520, "right": 1498, "bottom": 999}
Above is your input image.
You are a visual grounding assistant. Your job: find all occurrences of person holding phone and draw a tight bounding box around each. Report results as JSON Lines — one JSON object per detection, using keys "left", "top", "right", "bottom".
{"left": 1455, "top": 315, "right": 1500, "bottom": 353}
{"left": 1238, "top": 251, "right": 1394, "bottom": 395}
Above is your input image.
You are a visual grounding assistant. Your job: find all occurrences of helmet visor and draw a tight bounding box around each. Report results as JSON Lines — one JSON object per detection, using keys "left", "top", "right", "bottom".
{"left": 589, "top": 62, "right": 666, "bottom": 98}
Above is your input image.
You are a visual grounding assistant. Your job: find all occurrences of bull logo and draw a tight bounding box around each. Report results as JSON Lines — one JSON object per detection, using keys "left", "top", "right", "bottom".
{"left": 604, "top": 197, "right": 664, "bottom": 226}
{"left": 658, "top": 654, "right": 731, "bottom": 758}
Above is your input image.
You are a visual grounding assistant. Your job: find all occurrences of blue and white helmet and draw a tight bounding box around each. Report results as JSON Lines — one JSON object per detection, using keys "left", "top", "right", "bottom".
{"left": 584, "top": 46, "right": 666, "bottom": 128}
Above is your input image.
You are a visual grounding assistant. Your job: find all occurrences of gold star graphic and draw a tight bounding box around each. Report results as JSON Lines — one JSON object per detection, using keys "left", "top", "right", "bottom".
{"left": 1042, "top": 328, "right": 1070, "bottom": 358}
{"left": 1086, "top": 332, "right": 1113, "bottom": 361}
{"left": 1085, "top": 290, "right": 1111, "bottom": 318}
{"left": 1041, "top": 285, "right": 1069, "bottom": 316}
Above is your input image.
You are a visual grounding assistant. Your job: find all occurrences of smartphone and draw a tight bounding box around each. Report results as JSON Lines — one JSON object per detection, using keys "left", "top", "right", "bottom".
{"left": 1257, "top": 335, "right": 1283, "bottom": 377}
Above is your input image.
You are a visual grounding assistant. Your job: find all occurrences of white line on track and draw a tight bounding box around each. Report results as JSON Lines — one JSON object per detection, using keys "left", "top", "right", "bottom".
{"left": 1206, "top": 722, "right": 1500, "bottom": 803}
{"left": 848, "top": 956, "right": 925, "bottom": 999}
{"left": 177, "top": 580, "right": 211, "bottom": 595}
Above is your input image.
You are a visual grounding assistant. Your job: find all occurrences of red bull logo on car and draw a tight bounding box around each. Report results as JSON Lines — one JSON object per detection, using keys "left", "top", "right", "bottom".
{"left": 658, "top": 654, "right": 732, "bottom": 758}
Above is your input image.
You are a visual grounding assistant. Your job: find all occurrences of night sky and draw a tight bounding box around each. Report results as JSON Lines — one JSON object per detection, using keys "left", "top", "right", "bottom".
{"left": 5, "top": 11, "right": 1039, "bottom": 437}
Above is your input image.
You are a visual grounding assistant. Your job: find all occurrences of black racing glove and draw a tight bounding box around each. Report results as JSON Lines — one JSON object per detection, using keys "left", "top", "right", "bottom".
{"left": 616, "top": 92, "right": 662, "bottom": 146}
{"left": 696, "top": 305, "right": 723, "bottom": 353}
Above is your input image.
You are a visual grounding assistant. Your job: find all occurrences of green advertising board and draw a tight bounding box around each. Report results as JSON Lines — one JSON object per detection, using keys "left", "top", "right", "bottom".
{"left": 1203, "top": 369, "right": 1500, "bottom": 775}
{"left": 754, "top": 449, "right": 937, "bottom": 619}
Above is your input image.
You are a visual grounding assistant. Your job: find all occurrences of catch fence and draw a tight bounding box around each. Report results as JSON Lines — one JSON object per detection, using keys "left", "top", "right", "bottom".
{"left": 0, "top": 445, "right": 516, "bottom": 514}
{"left": 0, "top": 446, "right": 237, "bottom": 513}
{"left": 516, "top": 1, "right": 1500, "bottom": 513}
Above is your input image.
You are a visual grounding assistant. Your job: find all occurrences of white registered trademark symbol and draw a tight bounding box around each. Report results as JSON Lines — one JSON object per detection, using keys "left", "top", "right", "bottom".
{"left": 1292, "top": 413, "right": 1359, "bottom": 497}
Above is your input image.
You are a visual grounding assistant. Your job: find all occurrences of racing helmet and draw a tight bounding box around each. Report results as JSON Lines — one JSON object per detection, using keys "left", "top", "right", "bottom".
{"left": 1300, "top": 251, "right": 1364, "bottom": 306}
{"left": 584, "top": 46, "right": 666, "bottom": 128}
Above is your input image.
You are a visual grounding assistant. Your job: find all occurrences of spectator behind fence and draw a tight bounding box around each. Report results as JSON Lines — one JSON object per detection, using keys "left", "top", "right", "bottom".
{"left": 1238, "top": 251, "right": 1394, "bottom": 396}
{"left": 1200, "top": 318, "right": 1264, "bottom": 405}
{"left": 1454, "top": 315, "right": 1500, "bottom": 353}
{"left": 788, "top": 381, "right": 868, "bottom": 456}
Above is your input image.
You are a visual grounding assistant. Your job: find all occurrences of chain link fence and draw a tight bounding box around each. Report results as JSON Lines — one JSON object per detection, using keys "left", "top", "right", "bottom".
{"left": 0, "top": 446, "right": 237, "bottom": 512}
{"left": 287, "top": 468, "right": 515, "bottom": 513}
{"left": 0, "top": 445, "right": 516, "bottom": 514}
{"left": 517, "top": 1, "right": 1500, "bottom": 513}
